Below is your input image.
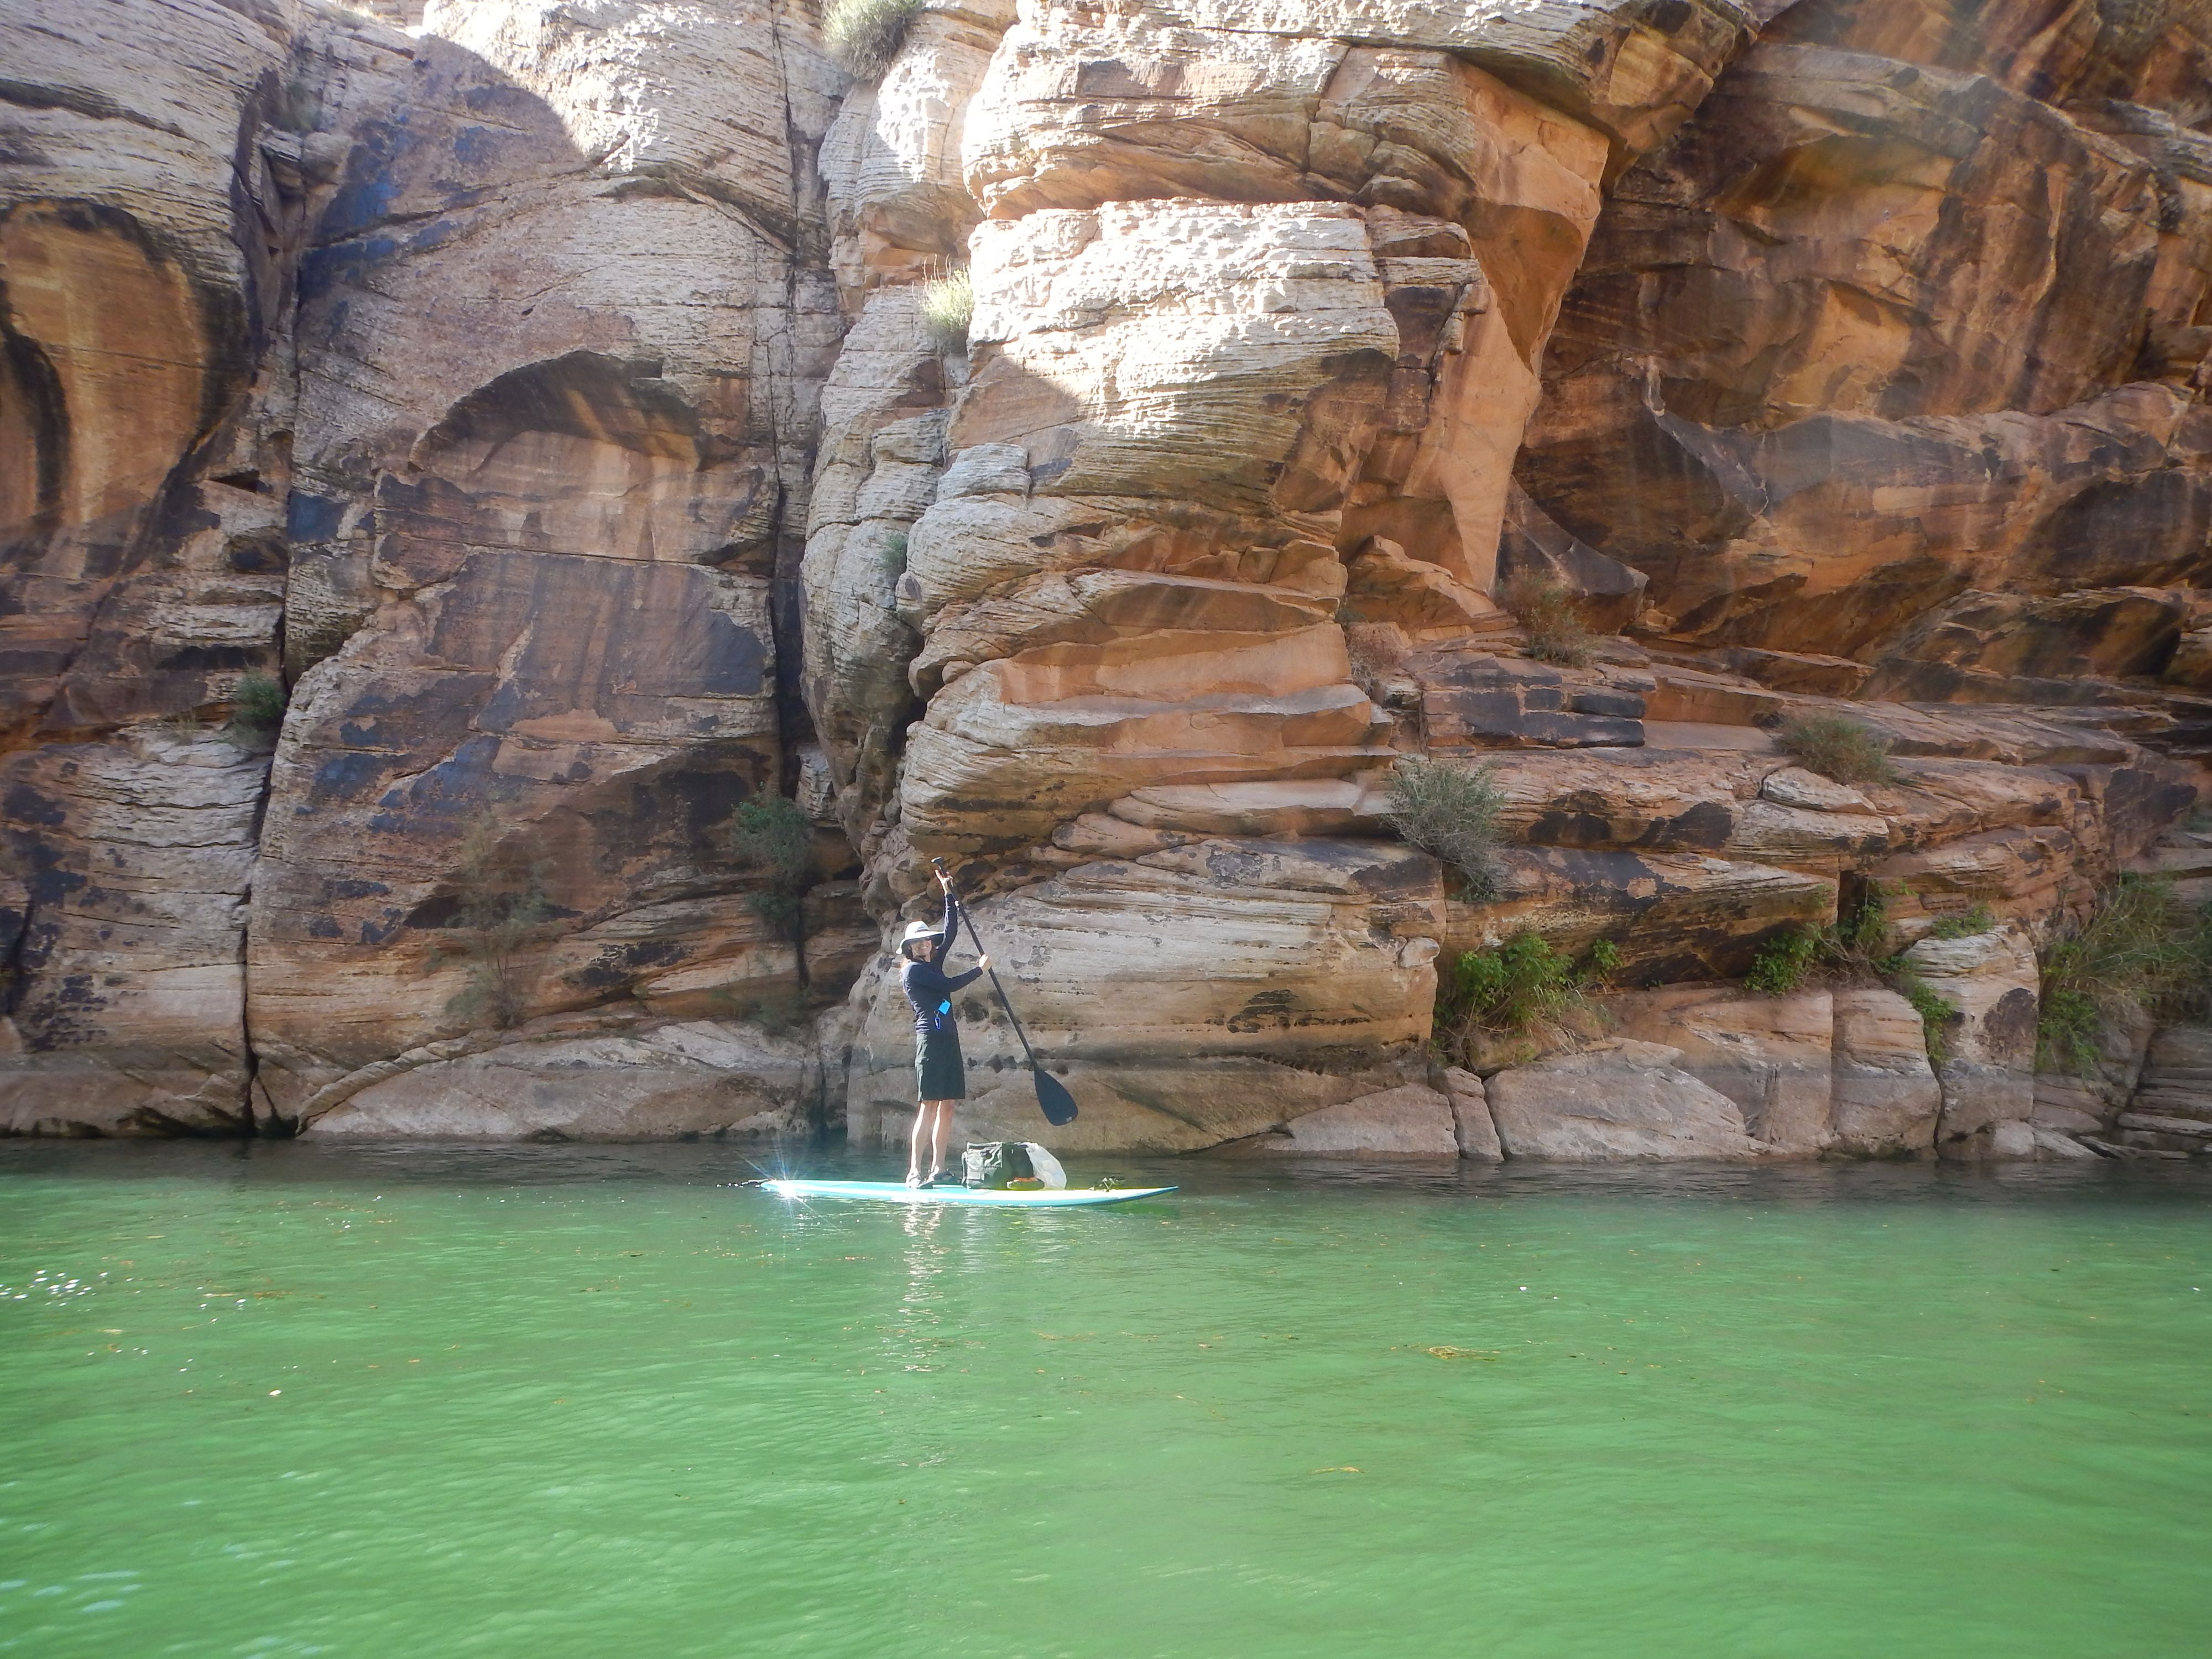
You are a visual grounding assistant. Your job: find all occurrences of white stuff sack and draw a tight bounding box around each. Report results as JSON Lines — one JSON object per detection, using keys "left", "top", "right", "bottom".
{"left": 1020, "top": 1142, "right": 1067, "bottom": 1189}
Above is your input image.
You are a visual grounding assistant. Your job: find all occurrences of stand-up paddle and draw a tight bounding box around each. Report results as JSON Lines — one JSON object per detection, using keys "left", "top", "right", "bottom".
{"left": 932, "top": 858, "right": 1077, "bottom": 1126}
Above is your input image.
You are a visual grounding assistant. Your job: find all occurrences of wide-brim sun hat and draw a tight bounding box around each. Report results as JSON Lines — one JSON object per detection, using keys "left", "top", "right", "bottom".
{"left": 900, "top": 920, "right": 946, "bottom": 947}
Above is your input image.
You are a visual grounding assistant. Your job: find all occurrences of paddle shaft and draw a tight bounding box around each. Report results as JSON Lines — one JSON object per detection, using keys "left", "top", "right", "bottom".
{"left": 931, "top": 860, "right": 1046, "bottom": 1072}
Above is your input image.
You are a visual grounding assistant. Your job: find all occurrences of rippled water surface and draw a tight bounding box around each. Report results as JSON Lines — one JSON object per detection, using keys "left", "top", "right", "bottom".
{"left": 2, "top": 1143, "right": 2208, "bottom": 1657}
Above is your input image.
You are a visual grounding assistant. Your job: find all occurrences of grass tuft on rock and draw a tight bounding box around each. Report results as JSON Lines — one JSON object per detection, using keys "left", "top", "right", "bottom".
{"left": 823, "top": 0, "right": 920, "bottom": 78}
{"left": 2037, "top": 876, "right": 2212, "bottom": 1073}
{"left": 225, "top": 673, "right": 288, "bottom": 744}
{"left": 1776, "top": 713, "right": 1897, "bottom": 786}
{"left": 1383, "top": 756, "right": 1505, "bottom": 900}
{"left": 1927, "top": 904, "right": 1997, "bottom": 940}
{"left": 918, "top": 267, "right": 973, "bottom": 356}
{"left": 1501, "top": 574, "right": 1598, "bottom": 669}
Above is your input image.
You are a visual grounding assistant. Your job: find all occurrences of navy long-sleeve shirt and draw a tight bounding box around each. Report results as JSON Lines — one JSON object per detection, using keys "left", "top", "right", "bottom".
{"left": 901, "top": 892, "right": 981, "bottom": 1034}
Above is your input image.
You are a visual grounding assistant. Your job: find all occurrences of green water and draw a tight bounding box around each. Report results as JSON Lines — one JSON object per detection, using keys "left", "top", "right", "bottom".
{"left": 1, "top": 1146, "right": 2207, "bottom": 1657}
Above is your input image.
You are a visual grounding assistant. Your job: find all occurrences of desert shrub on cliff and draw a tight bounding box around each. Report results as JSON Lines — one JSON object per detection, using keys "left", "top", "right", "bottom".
{"left": 1433, "top": 933, "right": 1617, "bottom": 1068}
{"left": 231, "top": 673, "right": 286, "bottom": 733}
{"left": 732, "top": 792, "right": 819, "bottom": 980}
{"left": 823, "top": 0, "right": 920, "bottom": 77}
{"left": 2037, "top": 877, "right": 2212, "bottom": 1073}
{"left": 879, "top": 529, "right": 909, "bottom": 587}
{"left": 435, "top": 812, "right": 552, "bottom": 1031}
{"left": 1776, "top": 714, "right": 1897, "bottom": 786}
{"left": 919, "top": 267, "right": 973, "bottom": 356}
{"left": 1745, "top": 926, "right": 1820, "bottom": 996}
{"left": 1384, "top": 757, "right": 1504, "bottom": 900}
{"left": 1501, "top": 574, "right": 1597, "bottom": 669}
{"left": 1743, "top": 885, "right": 1961, "bottom": 1061}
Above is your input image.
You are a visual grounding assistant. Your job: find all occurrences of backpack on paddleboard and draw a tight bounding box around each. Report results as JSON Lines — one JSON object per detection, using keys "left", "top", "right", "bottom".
{"left": 961, "top": 1141, "right": 1067, "bottom": 1190}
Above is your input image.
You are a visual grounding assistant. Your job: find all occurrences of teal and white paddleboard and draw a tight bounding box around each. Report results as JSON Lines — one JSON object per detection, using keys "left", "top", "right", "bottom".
{"left": 760, "top": 1178, "right": 1175, "bottom": 1208}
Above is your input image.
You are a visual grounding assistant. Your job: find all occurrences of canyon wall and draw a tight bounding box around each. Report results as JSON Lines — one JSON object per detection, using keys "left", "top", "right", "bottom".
{"left": 4, "top": 0, "right": 2209, "bottom": 1160}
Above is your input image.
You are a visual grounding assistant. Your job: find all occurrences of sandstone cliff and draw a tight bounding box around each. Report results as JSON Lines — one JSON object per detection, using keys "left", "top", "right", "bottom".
{"left": 4, "top": 0, "right": 2209, "bottom": 1161}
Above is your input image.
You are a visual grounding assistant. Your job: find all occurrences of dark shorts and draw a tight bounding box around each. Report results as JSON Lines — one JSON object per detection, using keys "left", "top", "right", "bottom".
{"left": 916, "top": 1026, "right": 966, "bottom": 1101}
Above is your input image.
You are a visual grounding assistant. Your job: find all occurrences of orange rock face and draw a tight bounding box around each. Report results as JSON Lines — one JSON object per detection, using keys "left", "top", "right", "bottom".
{"left": 3, "top": 0, "right": 2208, "bottom": 1154}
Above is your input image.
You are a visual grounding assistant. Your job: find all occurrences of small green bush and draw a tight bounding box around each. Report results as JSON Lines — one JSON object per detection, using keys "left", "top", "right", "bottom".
{"left": 1433, "top": 932, "right": 1617, "bottom": 1066}
{"left": 1776, "top": 713, "right": 1897, "bottom": 786}
{"left": 1746, "top": 926, "right": 1819, "bottom": 995}
{"left": 2037, "top": 876, "right": 2212, "bottom": 1073}
{"left": 1735, "top": 883, "right": 1961, "bottom": 1062}
{"left": 230, "top": 673, "right": 287, "bottom": 735}
{"left": 822, "top": 0, "right": 920, "bottom": 77}
{"left": 1830, "top": 881, "right": 1893, "bottom": 960}
{"left": 732, "top": 792, "right": 820, "bottom": 974}
{"left": 918, "top": 267, "right": 973, "bottom": 356}
{"left": 1383, "top": 757, "right": 1505, "bottom": 901}
{"left": 1501, "top": 573, "right": 1598, "bottom": 669}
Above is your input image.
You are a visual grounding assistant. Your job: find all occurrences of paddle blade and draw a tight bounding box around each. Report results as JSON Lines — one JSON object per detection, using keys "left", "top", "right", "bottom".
{"left": 1032, "top": 1066, "right": 1078, "bottom": 1126}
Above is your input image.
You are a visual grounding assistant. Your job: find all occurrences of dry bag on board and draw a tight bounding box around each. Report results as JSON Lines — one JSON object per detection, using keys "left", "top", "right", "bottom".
{"left": 961, "top": 1141, "right": 1068, "bottom": 1190}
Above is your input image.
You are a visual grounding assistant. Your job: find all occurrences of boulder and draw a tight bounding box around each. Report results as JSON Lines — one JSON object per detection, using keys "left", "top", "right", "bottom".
{"left": 2032, "top": 1127, "right": 2103, "bottom": 1161}
{"left": 1487, "top": 1041, "right": 1771, "bottom": 1160}
{"left": 1440, "top": 1066, "right": 1503, "bottom": 1160}
{"left": 1273, "top": 1084, "right": 1459, "bottom": 1156}
{"left": 1605, "top": 984, "right": 1834, "bottom": 1154}
{"left": 2130, "top": 1024, "right": 2212, "bottom": 1123}
{"left": 304, "top": 1022, "right": 817, "bottom": 1141}
{"left": 1829, "top": 987, "right": 1942, "bottom": 1156}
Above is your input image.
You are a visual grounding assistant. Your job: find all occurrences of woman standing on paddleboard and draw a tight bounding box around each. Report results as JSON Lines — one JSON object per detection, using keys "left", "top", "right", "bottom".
{"left": 900, "top": 867, "right": 988, "bottom": 1187}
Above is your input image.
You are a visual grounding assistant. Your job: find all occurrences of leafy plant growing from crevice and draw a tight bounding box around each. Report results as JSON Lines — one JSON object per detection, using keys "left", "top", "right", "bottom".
{"left": 1893, "top": 971, "right": 1959, "bottom": 1066}
{"left": 2037, "top": 875, "right": 2212, "bottom": 1074}
{"left": 1432, "top": 933, "right": 1618, "bottom": 1069}
{"left": 432, "top": 811, "right": 552, "bottom": 1030}
{"left": 1501, "top": 573, "right": 1598, "bottom": 669}
{"left": 227, "top": 673, "right": 288, "bottom": 744}
{"left": 918, "top": 266, "right": 973, "bottom": 356}
{"left": 823, "top": 0, "right": 920, "bottom": 78}
{"left": 1776, "top": 713, "right": 1897, "bottom": 786}
{"left": 731, "top": 791, "right": 820, "bottom": 986}
{"left": 1745, "top": 926, "right": 1819, "bottom": 996}
{"left": 1383, "top": 756, "right": 1505, "bottom": 901}
{"left": 1740, "top": 883, "right": 1958, "bottom": 1062}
